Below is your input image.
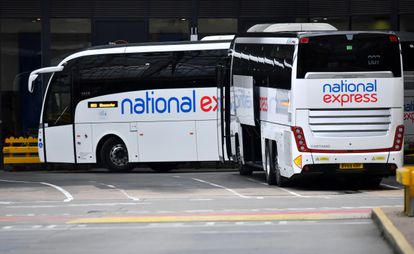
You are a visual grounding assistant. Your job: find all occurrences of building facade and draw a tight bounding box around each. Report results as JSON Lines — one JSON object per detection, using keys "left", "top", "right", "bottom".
{"left": 0, "top": 0, "right": 414, "bottom": 139}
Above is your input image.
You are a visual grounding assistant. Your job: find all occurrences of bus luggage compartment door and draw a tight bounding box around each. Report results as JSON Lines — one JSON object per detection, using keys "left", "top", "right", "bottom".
{"left": 137, "top": 121, "right": 197, "bottom": 162}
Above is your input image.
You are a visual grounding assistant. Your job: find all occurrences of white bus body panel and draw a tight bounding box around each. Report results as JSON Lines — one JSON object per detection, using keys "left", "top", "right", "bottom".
{"left": 74, "top": 88, "right": 220, "bottom": 163}
{"left": 138, "top": 121, "right": 197, "bottom": 162}
{"left": 233, "top": 75, "right": 255, "bottom": 126}
{"left": 43, "top": 125, "right": 75, "bottom": 163}
{"left": 404, "top": 73, "right": 414, "bottom": 150}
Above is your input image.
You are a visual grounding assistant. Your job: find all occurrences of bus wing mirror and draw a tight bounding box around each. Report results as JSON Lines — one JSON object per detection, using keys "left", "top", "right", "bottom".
{"left": 28, "top": 73, "right": 39, "bottom": 93}
{"left": 28, "top": 66, "right": 64, "bottom": 93}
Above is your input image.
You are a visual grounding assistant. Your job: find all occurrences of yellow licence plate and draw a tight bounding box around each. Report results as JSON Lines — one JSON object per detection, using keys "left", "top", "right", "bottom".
{"left": 339, "top": 163, "right": 364, "bottom": 169}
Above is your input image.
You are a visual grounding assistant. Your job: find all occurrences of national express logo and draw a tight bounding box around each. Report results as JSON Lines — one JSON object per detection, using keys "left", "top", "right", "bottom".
{"left": 322, "top": 80, "right": 378, "bottom": 106}
{"left": 120, "top": 90, "right": 218, "bottom": 115}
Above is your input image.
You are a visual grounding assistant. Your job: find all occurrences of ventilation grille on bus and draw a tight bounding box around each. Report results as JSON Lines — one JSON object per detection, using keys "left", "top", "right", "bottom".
{"left": 308, "top": 108, "right": 391, "bottom": 137}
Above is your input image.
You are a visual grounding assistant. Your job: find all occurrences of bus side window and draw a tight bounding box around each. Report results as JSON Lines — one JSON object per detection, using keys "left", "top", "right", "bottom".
{"left": 264, "top": 44, "right": 294, "bottom": 90}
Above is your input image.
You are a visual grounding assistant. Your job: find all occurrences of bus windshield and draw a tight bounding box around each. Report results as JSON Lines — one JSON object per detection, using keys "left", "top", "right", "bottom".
{"left": 297, "top": 33, "right": 402, "bottom": 78}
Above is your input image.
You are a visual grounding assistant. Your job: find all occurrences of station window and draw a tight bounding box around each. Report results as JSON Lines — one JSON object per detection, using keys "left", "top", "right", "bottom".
{"left": 351, "top": 16, "right": 391, "bottom": 30}
{"left": 310, "top": 17, "right": 350, "bottom": 30}
{"left": 51, "top": 19, "right": 91, "bottom": 65}
{"left": 0, "top": 18, "right": 41, "bottom": 136}
{"left": 400, "top": 15, "right": 414, "bottom": 32}
{"left": 198, "top": 18, "right": 237, "bottom": 39}
{"left": 149, "top": 18, "right": 189, "bottom": 42}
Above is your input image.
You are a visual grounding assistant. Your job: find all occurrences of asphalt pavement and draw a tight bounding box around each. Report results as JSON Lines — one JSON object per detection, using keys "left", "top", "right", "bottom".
{"left": 0, "top": 167, "right": 410, "bottom": 254}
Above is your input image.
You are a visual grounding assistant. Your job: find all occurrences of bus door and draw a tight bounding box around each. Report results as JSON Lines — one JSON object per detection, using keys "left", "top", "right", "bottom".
{"left": 41, "top": 71, "right": 75, "bottom": 163}
{"left": 217, "top": 63, "right": 232, "bottom": 161}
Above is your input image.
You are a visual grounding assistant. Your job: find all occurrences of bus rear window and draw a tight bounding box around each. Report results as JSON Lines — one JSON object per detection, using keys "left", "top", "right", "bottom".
{"left": 401, "top": 41, "right": 414, "bottom": 71}
{"left": 297, "top": 34, "right": 402, "bottom": 78}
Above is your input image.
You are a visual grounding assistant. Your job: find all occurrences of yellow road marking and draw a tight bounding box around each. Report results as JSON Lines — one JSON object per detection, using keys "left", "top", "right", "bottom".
{"left": 372, "top": 208, "right": 414, "bottom": 254}
{"left": 68, "top": 212, "right": 369, "bottom": 224}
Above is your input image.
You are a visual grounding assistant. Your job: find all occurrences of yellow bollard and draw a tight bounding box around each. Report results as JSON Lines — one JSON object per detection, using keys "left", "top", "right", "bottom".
{"left": 396, "top": 167, "right": 414, "bottom": 216}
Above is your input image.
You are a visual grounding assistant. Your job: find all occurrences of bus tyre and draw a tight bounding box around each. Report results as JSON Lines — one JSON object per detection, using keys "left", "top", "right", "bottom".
{"left": 269, "top": 142, "right": 288, "bottom": 187}
{"left": 100, "top": 137, "right": 132, "bottom": 172}
{"left": 265, "top": 142, "right": 276, "bottom": 185}
{"left": 236, "top": 145, "right": 252, "bottom": 176}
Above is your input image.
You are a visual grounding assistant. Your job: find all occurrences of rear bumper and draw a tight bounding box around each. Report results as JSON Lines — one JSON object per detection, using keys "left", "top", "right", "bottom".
{"left": 301, "top": 163, "right": 398, "bottom": 177}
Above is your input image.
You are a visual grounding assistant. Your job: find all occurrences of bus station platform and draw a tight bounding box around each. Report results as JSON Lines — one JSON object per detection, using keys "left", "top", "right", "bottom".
{"left": 373, "top": 207, "right": 414, "bottom": 254}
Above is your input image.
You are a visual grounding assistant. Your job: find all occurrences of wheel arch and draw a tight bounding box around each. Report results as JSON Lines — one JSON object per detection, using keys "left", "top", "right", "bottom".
{"left": 95, "top": 133, "right": 127, "bottom": 166}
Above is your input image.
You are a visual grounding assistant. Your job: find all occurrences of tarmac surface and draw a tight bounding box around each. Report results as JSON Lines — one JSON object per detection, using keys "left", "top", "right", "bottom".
{"left": 373, "top": 207, "right": 414, "bottom": 254}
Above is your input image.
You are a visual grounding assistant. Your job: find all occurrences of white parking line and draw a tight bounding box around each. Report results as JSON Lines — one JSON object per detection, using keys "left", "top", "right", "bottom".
{"left": 246, "top": 177, "right": 331, "bottom": 199}
{"left": 0, "top": 179, "right": 74, "bottom": 202}
{"left": 97, "top": 182, "right": 140, "bottom": 201}
{"left": 191, "top": 178, "right": 254, "bottom": 199}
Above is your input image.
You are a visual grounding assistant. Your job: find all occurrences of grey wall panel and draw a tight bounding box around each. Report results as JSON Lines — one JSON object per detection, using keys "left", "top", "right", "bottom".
{"left": 149, "top": 0, "right": 191, "bottom": 17}
{"left": 240, "top": 0, "right": 307, "bottom": 17}
{"left": 93, "top": 0, "right": 148, "bottom": 17}
{"left": 198, "top": 0, "right": 238, "bottom": 17}
{"left": 309, "top": 0, "right": 349, "bottom": 16}
{"left": 51, "top": 0, "right": 92, "bottom": 17}
{"left": 0, "top": 0, "right": 41, "bottom": 17}
{"left": 351, "top": 0, "right": 392, "bottom": 15}
{"left": 399, "top": 0, "right": 414, "bottom": 14}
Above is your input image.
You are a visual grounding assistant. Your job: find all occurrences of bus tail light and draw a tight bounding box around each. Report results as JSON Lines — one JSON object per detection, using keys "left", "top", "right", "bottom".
{"left": 389, "top": 35, "right": 398, "bottom": 43}
{"left": 291, "top": 126, "right": 311, "bottom": 152}
{"left": 391, "top": 125, "right": 404, "bottom": 151}
{"left": 299, "top": 37, "right": 309, "bottom": 44}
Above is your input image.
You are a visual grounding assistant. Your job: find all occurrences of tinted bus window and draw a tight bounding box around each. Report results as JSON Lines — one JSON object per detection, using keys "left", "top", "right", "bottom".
{"left": 75, "top": 50, "right": 227, "bottom": 103}
{"left": 263, "top": 44, "right": 294, "bottom": 89}
{"left": 297, "top": 34, "right": 402, "bottom": 78}
{"left": 233, "top": 43, "right": 294, "bottom": 89}
{"left": 401, "top": 41, "right": 414, "bottom": 71}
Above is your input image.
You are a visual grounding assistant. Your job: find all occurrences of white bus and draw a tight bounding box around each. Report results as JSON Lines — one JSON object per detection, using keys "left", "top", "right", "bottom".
{"left": 226, "top": 29, "right": 404, "bottom": 186}
{"left": 399, "top": 32, "right": 414, "bottom": 152}
{"left": 28, "top": 40, "right": 231, "bottom": 172}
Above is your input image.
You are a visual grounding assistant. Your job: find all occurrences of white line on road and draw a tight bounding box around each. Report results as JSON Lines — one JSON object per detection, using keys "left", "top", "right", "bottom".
{"left": 98, "top": 182, "right": 140, "bottom": 201}
{"left": 191, "top": 178, "right": 253, "bottom": 199}
{"left": 246, "top": 177, "right": 332, "bottom": 199}
{"left": 0, "top": 179, "right": 74, "bottom": 202}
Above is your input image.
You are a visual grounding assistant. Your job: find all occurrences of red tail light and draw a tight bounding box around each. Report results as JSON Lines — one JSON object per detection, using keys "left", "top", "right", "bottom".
{"left": 299, "top": 37, "right": 309, "bottom": 44}
{"left": 391, "top": 125, "right": 404, "bottom": 151}
{"left": 291, "top": 126, "right": 311, "bottom": 152}
{"left": 389, "top": 35, "right": 398, "bottom": 43}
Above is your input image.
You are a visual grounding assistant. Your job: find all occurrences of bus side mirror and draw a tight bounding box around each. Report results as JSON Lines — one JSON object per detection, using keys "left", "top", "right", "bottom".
{"left": 28, "top": 65, "right": 64, "bottom": 93}
{"left": 28, "top": 73, "right": 39, "bottom": 93}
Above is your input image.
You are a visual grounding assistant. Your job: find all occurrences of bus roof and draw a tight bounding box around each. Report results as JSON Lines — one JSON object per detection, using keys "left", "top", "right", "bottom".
{"left": 235, "top": 30, "right": 398, "bottom": 39}
{"left": 58, "top": 40, "right": 232, "bottom": 66}
{"left": 247, "top": 23, "right": 337, "bottom": 33}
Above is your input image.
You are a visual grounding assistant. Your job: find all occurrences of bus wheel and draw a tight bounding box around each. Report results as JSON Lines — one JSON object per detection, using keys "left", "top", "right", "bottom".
{"left": 236, "top": 144, "right": 252, "bottom": 176}
{"left": 270, "top": 142, "right": 288, "bottom": 187}
{"left": 265, "top": 142, "right": 276, "bottom": 185}
{"left": 100, "top": 137, "right": 132, "bottom": 172}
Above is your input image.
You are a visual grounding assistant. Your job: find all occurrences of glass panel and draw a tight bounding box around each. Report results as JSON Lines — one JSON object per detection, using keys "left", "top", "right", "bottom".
{"left": 400, "top": 15, "right": 414, "bottom": 32}
{"left": 310, "top": 17, "right": 349, "bottom": 30}
{"left": 351, "top": 16, "right": 391, "bottom": 30}
{"left": 51, "top": 18, "right": 91, "bottom": 65}
{"left": 0, "top": 18, "right": 41, "bottom": 136}
{"left": 297, "top": 34, "right": 401, "bottom": 78}
{"left": 401, "top": 42, "right": 414, "bottom": 71}
{"left": 198, "top": 18, "right": 237, "bottom": 39}
{"left": 44, "top": 72, "right": 72, "bottom": 126}
{"left": 149, "top": 18, "right": 189, "bottom": 42}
